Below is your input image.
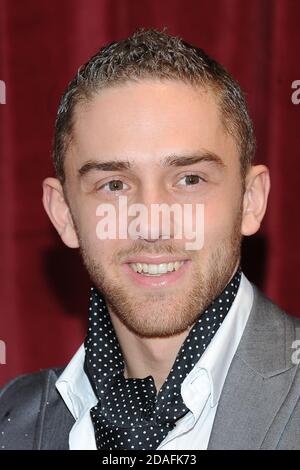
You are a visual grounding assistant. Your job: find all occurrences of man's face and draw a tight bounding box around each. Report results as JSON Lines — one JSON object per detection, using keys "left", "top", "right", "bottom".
{"left": 64, "top": 80, "right": 244, "bottom": 338}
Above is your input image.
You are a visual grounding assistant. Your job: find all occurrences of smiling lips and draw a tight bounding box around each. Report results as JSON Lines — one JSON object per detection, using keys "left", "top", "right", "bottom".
{"left": 129, "top": 261, "right": 184, "bottom": 276}
{"left": 122, "top": 257, "right": 191, "bottom": 288}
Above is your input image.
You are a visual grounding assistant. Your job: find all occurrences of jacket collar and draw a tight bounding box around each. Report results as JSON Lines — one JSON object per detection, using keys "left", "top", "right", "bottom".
{"left": 208, "top": 285, "right": 300, "bottom": 449}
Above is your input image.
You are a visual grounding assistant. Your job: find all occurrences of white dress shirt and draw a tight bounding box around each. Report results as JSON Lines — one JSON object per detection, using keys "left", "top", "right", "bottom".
{"left": 56, "top": 273, "right": 253, "bottom": 450}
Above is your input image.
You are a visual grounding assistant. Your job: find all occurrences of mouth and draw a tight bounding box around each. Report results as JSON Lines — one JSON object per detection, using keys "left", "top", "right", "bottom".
{"left": 122, "top": 257, "right": 191, "bottom": 288}
{"left": 129, "top": 260, "right": 184, "bottom": 276}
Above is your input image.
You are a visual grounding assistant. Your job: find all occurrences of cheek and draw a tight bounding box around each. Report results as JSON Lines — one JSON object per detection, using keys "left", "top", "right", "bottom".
{"left": 79, "top": 210, "right": 99, "bottom": 245}
{"left": 202, "top": 197, "right": 242, "bottom": 248}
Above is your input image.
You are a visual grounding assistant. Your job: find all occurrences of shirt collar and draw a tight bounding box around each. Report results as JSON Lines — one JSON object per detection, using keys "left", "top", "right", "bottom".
{"left": 56, "top": 344, "right": 97, "bottom": 420}
{"left": 56, "top": 273, "right": 253, "bottom": 421}
{"left": 182, "top": 273, "right": 254, "bottom": 411}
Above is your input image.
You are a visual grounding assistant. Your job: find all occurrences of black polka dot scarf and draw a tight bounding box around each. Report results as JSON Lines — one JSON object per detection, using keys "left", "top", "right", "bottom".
{"left": 84, "top": 267, "right": 241, "bottom": 450}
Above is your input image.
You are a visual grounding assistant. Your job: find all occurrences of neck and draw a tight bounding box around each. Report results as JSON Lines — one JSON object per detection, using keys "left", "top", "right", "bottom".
{"left": 108, "top": 310, "right": 192, "bottom": 391}
{"left": 106, "top": 265, "right": 241, "bottom": 392}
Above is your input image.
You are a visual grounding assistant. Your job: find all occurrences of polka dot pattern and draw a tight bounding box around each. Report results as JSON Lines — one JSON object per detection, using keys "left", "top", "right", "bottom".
{"left": 84, "top": 268, "right": 242, "bottom": 450}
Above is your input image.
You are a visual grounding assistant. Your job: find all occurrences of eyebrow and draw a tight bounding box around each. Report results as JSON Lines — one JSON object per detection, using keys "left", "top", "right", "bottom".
{"left": 78, "top": 151, "right": 225, "bottom": 177}
{"left": 78, "top": 160, "right": 132, "bottom": 176}
{"left": 161, "top": 152, "right": 225, "bottom": 168}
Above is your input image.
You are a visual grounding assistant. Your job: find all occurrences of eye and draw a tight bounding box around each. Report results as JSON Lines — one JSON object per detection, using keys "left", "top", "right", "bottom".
{"left": 177, "top": 174, "right": 204, "bottom": 186}
{"left": 100, "top": 179, "right": 129, "bottom": 192}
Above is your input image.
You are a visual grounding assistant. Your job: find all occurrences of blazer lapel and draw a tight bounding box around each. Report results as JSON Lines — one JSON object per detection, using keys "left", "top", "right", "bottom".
{"left": 34, "top": 368, "right": 75, "bottom": 450}
{"left": 208, "top": 285, "right": 299, "bottom": 449}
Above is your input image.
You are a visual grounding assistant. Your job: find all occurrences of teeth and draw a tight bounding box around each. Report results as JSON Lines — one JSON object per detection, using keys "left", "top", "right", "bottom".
{"left": 129, "top": 261, "right": 184, "bottom": 275}
{"left": 131, "top": 264, "right": 138, "bottom": 272}
{"left": 148, "top": 264, "right": 158, "bottom": 274}
{"left": 167, "top": 262, "right": 174, "bottom": 272}
{"left": 158, "top": 263, "right": 168, "bottom": 274}
{"left": 136, "top": 263, "right": 143, "bottom": 273}
{"left": 142, "top": 263, "right": 149, "bottom": 273}
{"left": 174, "top": 261, "right": 181, "bottom": 271}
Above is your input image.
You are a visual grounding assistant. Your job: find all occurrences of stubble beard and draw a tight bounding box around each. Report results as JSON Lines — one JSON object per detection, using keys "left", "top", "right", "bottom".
{"left": 77, "top": 209, "right": 243, "bottom": 339}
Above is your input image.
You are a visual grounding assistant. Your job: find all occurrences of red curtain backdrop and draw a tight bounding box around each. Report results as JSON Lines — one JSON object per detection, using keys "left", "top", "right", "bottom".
{"left": 0, "top": 0, "right": 300, "bottom": 387}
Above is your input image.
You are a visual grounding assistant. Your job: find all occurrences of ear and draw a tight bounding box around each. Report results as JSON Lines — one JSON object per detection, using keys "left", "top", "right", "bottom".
{"left": 42, "top": 177, "right": 79, "bottom": 248}
{"left": 241, "top": 165, "right": 271, "bottom": 236}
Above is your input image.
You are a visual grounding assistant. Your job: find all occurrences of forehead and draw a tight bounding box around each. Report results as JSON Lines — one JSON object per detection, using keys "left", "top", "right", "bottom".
{"left": 67, "top": 80, "right": 238, "bottom": 171}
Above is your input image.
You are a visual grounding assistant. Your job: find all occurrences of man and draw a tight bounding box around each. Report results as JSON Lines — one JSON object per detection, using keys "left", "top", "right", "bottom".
{"left": 1, "top": 28, "right": 300, "bottom": 450}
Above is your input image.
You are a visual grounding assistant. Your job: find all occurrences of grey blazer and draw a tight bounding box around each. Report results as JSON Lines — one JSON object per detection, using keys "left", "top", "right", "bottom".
{"left": 1, "top": 285, "right": 300, "bottom": 450}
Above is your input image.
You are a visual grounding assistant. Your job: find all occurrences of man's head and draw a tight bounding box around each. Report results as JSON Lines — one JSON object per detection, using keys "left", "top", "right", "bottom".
{"left": 53, "top": 28, "right": 255, "bottom": 185}
{"left": 43, "top": 29, "right": 270, "bottom": 338}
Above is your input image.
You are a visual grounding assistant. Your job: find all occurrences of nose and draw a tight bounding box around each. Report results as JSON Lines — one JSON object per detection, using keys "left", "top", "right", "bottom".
{"left": 129, "top": 186, "right": 178, "bottom": 242}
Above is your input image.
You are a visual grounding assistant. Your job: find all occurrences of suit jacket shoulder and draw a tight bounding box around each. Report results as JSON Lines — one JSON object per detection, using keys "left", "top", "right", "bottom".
{"left": 208, "top": 284, "right": 300, "bottom": 449}
{"left": 0, "top": 368, "right": 75, "bottom": 450}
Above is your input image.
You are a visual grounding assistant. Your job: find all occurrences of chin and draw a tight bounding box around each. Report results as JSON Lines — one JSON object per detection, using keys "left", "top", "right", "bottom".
{"left": 114, "top": 302, "right": 199, "bottom": 338}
